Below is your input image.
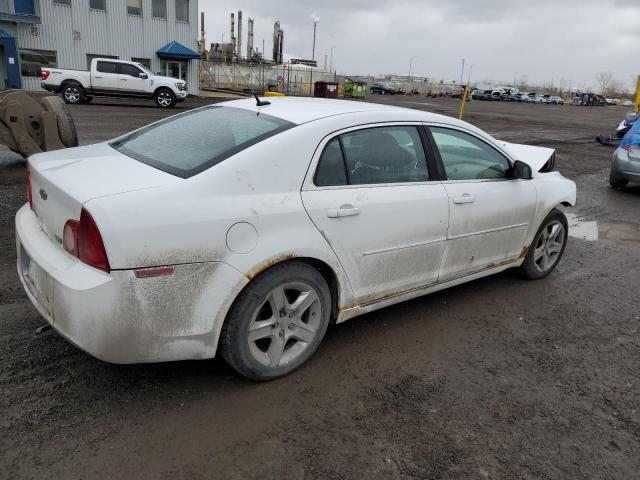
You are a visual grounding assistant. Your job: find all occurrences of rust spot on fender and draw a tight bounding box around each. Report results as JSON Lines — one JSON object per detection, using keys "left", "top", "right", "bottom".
{"left": 519, "top": 246, "right": 529, "bottom": 259}
{"left": 246, "top": 253, "right": 296, "bottom": 280}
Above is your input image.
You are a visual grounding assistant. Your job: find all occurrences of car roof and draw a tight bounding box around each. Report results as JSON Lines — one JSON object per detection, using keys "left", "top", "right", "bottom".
{"left": 218, "top": 97, "right": 428, "bottom": 125}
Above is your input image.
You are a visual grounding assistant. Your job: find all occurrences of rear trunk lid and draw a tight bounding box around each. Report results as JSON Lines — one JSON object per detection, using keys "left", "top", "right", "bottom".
{"left": 29, "top": 142, "right": 175, "bottom": 244}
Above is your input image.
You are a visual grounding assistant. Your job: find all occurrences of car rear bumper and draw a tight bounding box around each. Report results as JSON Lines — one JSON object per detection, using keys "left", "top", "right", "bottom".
{"left": 16, "top": 204, "right": 247, "bottom": 364}
{"left": 612, "top": 149, "right": 640, "bottom": 182}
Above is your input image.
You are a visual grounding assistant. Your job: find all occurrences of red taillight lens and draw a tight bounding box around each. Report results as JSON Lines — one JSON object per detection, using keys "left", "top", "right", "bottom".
{"left": 26, "top": 163, "right": 33, "bottom": 210}
{"left": 63, "top": 220, "right": 79, "bottom": 256}
{"left": 41, "top": 70, "right": 50, "bottom": 81}
{"left": 622, "top": 145, "right": 631, "bottom": 151}
{"left": 77, "top": 208, "right": 110, "bottom": 272}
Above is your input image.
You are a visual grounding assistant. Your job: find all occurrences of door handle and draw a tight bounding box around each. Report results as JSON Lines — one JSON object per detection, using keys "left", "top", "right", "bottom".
{"left": 120, "top": 78, "right": 127, "bottom": 81}
{"left": 94, "top": 76, "right": 102, "bottom": 79}
{"left": 453, "top": 194, "right": 475, "bottom": 204}
{"left": 327, "top": 204, "right": 360, "bottom": 218}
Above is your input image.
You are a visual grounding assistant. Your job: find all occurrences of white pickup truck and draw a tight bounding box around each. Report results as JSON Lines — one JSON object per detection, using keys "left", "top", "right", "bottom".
{"left": 41, "top": 58, "right": 188, "bottom": 108}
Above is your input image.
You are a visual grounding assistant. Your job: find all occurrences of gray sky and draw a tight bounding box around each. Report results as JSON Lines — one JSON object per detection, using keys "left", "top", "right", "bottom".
{"left": 201, "top": 0, "right": 639, "bottom": 91}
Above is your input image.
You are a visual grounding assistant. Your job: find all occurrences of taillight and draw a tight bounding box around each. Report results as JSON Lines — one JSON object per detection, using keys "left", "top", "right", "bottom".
{"left": 78, "top": 208, "right": 110, "bottom": 272}
{"left": 41, "top": 70, "right": 50, "bottom": 81}
{"left": 63, "top": 209, "right": 110, "bottom": 272}
{"left": 622, "top": 145, "right": 630, "bottom": 151}
{"left": 63, "top": 220, "right": 79, "bottom": 256}
{"left": 26, "top": 163, "right": 33, "bottom": 210}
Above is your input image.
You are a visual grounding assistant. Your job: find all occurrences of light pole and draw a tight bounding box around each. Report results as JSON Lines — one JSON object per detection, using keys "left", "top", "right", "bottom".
{"left": 460, "top": 58, "right": 465, "bottom": 85}
{"left": 311, "top": 17, "right": 319, "bottom": 61}
{"left": 221, "top": 32, "right": 226, "bottom": 43}
{"left": 466, "top": 64, "right": 474, "bottom": 84}
{"left": 409, "top": 56, "right": 418, "bottom": 81}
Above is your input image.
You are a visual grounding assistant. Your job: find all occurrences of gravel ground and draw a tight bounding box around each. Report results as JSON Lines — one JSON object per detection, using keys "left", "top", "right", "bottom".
{"left": 0, "top": 95, "right": 639, "bottom": 480}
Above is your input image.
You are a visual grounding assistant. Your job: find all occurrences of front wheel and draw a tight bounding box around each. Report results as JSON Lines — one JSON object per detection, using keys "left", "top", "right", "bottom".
{"left": 520, "top": 209, "right": 568, "bottom": 280}
{"left": 154, "top": 89, "right": 176, "bottom": 108}
{"left": 219, "top": 262, "right": 331, "bottom": 380}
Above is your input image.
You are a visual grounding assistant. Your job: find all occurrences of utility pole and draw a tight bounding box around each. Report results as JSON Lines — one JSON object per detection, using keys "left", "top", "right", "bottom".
{"left": 460, "top": 58, "right": 465, "bottom": 85}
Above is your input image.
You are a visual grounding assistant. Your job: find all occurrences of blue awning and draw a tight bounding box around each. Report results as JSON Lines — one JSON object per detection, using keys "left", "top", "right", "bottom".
{"left": 156, "top": 41, "right": 200, "bottom": 60}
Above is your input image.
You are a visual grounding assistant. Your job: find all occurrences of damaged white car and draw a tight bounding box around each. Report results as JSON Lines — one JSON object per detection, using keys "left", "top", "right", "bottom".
{"left": 16, "top": 97, "right": 576, "bottom": 380}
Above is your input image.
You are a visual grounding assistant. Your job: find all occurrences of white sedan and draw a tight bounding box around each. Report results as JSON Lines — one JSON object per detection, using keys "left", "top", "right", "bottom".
{"left": 16, "top": 97, "right": 576, "bottom": 380}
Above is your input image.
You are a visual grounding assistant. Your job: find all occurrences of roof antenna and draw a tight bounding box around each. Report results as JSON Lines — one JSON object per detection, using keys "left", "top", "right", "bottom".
{"left": 254, "top": 92, "right": 270, "bottom": 107}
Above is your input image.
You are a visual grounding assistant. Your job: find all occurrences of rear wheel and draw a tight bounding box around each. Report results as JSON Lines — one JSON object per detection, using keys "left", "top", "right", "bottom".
{"left": 40, "top": 95, "right": 78, "bottom": 147}
{"left": 609, "top": 170, "right": 628, "bottom": 189}
{"left": 219, "top": 262, "right": 331, "bottom": 380}
{"left": 61, "top": 83, "right": 84, "bottom": 104}
{"left": 154, "top": 88, "right": 176, "bottom": 108}
{"left": 520, "top": 209, "right": 568, "bottom": 280}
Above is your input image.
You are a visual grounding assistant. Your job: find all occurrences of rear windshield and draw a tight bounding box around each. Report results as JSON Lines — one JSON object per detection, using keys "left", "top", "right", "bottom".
{"left": 110, "top": 106, "right": 294, "bottom": 178}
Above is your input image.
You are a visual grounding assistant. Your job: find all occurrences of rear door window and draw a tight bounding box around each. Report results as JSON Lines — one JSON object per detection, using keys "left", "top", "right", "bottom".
{"left": 111, "top": 106, "right": 294, "bottom": 178}
{"left": 96, "top": 61, "right": 118, "bottom": 74}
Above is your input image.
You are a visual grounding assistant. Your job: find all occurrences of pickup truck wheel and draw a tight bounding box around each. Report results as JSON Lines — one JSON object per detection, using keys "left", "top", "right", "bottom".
{"left": 61, "top": 84, "right": 84, "bottom": 104}
{"left": 154, "top": 89, "right": 176, "bottom": 108}
{"left": 40, "top": 96, "right": 79, "bottom": 148}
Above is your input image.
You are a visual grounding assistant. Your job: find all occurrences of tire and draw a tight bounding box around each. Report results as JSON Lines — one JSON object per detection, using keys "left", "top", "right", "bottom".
{"left": 219, "top": 262, "right": 332, "bottom": 381}
{"left": 520, "top": 209, "right": 568, "bottom": 280}
{"left": 61, "top": 83, "right": 84, "bottom": 104}
{"left": 609, "top": 170, "right": 628, "bottom": 189}
{"left": 154, "top": 88, "right": 176, "bottom": 108}
{"left": 40, "top": 96, "right": 78, "bottom": 148}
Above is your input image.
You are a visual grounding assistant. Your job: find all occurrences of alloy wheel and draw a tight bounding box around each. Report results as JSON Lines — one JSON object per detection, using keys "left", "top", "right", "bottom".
{"left": 247, "top": 282, "right": 322, "bottom": 368}
{"left": 64, "top": 87, "right": 80, "bottom": 103}
{"left": 157, "top": 91, "right": 172, "bottom": 107}
{"left": 533, "top": 220, "right": 566, "bottom": 273}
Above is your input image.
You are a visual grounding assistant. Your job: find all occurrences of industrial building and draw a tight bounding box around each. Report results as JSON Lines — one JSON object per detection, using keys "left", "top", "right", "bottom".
{"left": 207, "top": 12, "right": 281, "bottom": 65}
{"left": 0, "top": 0, "right": 200, "bottom": 94}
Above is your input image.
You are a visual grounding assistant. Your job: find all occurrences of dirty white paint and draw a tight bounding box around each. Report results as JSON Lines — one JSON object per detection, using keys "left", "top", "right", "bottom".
{"left": 18, "top": 97, "right": 577, "bottom": 365}
{"left": 566, "top": 213, "right": 599, "bottom": 241}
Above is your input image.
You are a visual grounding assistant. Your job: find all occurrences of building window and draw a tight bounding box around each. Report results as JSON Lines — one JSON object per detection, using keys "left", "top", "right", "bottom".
{"left": 152, "top": 0, "right": 166, "bottom": 19}
{"left": 89, "top": 0, "right": 106, "bottom": 10}
{"left": 160, "top": 59, "right": 187, "bottom": 82}
{"left": 127, "top": 0, "right": 142, "bottom": 16}
{"left": 175, "top": 0, "right": 189, "bottom": 22}
{"left": 53, "top": 0, "right": 71, "bottom": 5}
{"left": 131, "top": 57, "right": 151, "bottom": 69}
{"left": 86, "top": 54, "right": 118, "bottom": 69}
{"left": 20, "top": 49, "right": 57, "bottom": 77}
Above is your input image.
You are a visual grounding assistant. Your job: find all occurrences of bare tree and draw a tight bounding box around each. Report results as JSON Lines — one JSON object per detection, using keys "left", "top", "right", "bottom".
{"left": 595, "top": 71, "right": 614, "bottom": 96}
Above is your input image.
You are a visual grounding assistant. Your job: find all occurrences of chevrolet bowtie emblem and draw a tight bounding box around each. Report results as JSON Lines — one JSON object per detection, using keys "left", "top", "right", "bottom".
{"left": 39, "top": 188, "right": 47, "bottom": 201}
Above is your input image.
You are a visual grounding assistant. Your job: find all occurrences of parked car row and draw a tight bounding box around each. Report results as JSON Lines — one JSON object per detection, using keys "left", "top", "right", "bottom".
{"left": 471, "top": 90, "right": 565, "bottom": 105}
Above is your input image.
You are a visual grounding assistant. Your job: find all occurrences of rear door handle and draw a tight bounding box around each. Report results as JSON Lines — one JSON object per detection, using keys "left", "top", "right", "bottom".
{"left": 453, "top": 194, "right": 475, "bottom": 204}
{"left": 327, "top": 204, "right": 360, "bottom": 218}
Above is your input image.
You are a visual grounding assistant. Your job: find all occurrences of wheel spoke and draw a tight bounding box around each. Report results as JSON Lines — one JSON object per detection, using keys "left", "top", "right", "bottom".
{"left": 290, "top": 290, "right": 318, "bottom": 316}
{"left": 548, "top": 224, "right": 563, "bottom": 243}
{"left": 534, "top": 245, "right": 545, "bottom": 262}
{"left": 290, "top": 320, "right": 316, "bottom": 343}
{"left": 267, "top": 335, "right": 285, "bottom": 367}
{"left": 269, "top": 286, "right": 287, "bottom": 317}
{"left": 248, "top": 320, "right": 275, "bottom": 341}
{"left": 548, "top": 242, "right": 563, "bottom": 254}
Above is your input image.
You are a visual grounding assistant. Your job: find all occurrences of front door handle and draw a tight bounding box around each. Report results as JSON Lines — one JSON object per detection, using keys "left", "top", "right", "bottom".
{"left": 327, "top": 204, "right": 360, "bottom": 218}
{"left": 120, "top": 78, "right": 127, "bottom": 81}
{"left": 453, "top": 194, "right": 475, "bottom": 204}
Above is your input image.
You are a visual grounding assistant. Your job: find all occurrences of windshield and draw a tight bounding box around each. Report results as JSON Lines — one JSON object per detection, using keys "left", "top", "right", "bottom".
{"left": 111, "top": 106, "right": 294, "bottom": 178}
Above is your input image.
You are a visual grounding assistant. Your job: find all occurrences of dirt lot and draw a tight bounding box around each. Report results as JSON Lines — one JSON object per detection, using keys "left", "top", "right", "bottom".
{"left": 1, "top": 95, "right": 639, "bottom": 479}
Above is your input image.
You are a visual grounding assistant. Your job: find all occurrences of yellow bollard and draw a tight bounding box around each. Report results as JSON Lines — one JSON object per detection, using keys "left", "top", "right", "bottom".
{"left": 459, "top": 83, "right": 470, "bottom": 120}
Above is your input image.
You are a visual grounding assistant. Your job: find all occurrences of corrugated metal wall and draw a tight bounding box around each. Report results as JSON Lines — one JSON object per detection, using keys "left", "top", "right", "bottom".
{"left": 6, "top": 0, "right": 199, "bottom": 94}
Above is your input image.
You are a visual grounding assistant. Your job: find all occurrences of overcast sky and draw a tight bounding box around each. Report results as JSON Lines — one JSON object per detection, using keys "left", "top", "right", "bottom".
{"left": 201, "top": 0, "right": 639, "bottom": 91}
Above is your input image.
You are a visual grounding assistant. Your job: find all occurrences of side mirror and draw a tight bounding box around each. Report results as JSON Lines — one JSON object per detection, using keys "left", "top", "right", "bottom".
{"left": 139, "top": 73, "right": 148, "bottom": 79}
{"left": 512, "top": 160, "right": 532, "bottom": 180}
